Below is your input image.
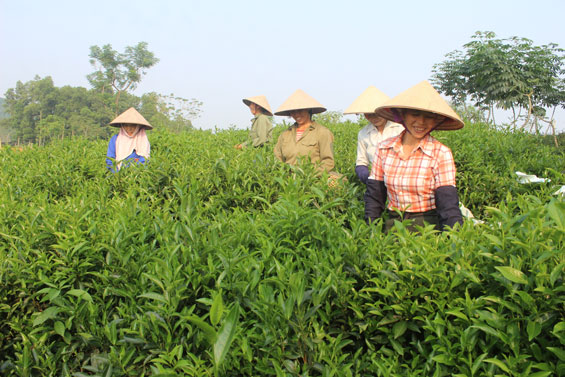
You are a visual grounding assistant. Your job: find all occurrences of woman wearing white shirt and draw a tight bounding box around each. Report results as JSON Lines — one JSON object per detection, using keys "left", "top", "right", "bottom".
{"left": 344, "top": 86, "right": 403, "bottom": 183}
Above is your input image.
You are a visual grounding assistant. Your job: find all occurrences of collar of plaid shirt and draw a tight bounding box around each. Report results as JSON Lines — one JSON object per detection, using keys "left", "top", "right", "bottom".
{"left": 386, "top": 131, "right": 435, "bottom": 158}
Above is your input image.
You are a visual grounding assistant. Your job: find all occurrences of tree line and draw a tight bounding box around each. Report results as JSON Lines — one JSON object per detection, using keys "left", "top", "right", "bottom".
{"left": 1, "top": 33, "right": 564, "bottom": 146}
{"left": 0, "top": 42, "right": 202, "bottom": 145}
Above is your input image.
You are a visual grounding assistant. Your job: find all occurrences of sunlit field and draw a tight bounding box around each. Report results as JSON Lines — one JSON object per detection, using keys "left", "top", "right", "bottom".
{"left": 1, "top": 120, "right": 564, "bottom": 376}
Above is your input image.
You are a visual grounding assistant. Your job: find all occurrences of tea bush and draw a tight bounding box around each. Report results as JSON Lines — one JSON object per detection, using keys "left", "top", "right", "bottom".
{"left": 0, "top": 121, "right": 564, "bottom": 376}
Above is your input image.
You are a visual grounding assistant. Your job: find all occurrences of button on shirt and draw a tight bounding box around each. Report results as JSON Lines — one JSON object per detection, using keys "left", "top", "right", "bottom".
{"left": 369, "top": 131, "right": 457, "bottom": 212}
{"left": 356, "top": 121, "right": 404, "bottom": 167}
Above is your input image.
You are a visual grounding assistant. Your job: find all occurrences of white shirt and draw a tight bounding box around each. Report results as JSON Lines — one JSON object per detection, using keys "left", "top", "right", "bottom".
{"left": 356, "top": 121, "right": 404, "bottom": 167}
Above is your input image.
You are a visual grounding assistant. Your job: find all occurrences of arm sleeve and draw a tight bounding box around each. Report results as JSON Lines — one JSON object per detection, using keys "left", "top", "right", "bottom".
{"left": 355, "top": 165, "right": 370, "bottom": 184}
{"left": 106, "top": 135, "right": 117, "bottom": 172}
{"left": 368, "top": 147, "right": 384, "bottom": 181}
{"left": 435, "top": 185, "right": 463, "bottom": 231}
{"left": 364, "top": 179, "right": 387, "bottom": 224}
{"left": 252, "top": 116, "right": 271, "bottom": 147}
{"left": 318, "top": 129, "right": 335, "bottom": 172}
{"left": 434, "top": 147, "right": 456, "bottom": 188}
{"left": 274, "top": 134, "right": 284, "bottom": 162}
{"left": 246, "top": 120, "right": 257, "bottom": 148}
{"left": 356, "top": 129, "right": 370, "bottom": 167}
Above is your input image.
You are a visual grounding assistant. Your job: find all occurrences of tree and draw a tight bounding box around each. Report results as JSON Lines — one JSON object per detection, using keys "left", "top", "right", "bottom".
{"left": 3, "top": 76, "right": 56, "bottom": 143}
{"left": 87, "top": 42, "right": 159, "bottom": 115}
{"left": 431, "top": 31, "right": 565, "bottom": 143}
{"left": 159, "top": 94, "right": 202, "bottom": 132}
{"left": 2, "top": 76, "right": 114, "bottom": 143}
{"left": 37, "top": 115, "right": 65, "bottom": 145}
{"left": 140, "top": 92, "right": 202, "bottom": 132}
{"left": 68, "top": 108, "right": 107, "bottom": 139}
{"left": 2, "top": 75, "right": 203, "bottom": 143}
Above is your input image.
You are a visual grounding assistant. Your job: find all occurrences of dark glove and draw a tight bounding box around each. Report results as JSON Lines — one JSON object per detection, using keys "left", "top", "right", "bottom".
{"left": 364, "top": 179, "right": 387, "bottom": 224}
{"left": 435, "top": 185, "right": 463, "bottom": 231}
{"left": 355, "top": 165, "right": 370, "bottom": 184}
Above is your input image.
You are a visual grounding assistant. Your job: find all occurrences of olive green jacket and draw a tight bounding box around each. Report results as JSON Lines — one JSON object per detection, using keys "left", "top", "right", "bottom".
{"left": 274, "top": 122, "right": 335, "bottom": 172}
{"left": 245, "top": 113, "right": 273, "bottom": 147}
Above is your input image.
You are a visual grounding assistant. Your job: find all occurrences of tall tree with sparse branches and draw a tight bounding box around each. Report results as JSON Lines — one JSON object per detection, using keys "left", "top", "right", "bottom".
{"left": 87, "top": 42, "right": 159, "bottom": 115}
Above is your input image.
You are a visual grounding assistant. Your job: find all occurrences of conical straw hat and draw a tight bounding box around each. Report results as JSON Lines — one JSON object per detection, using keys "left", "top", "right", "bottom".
{"left": 343, "top": 86, "right": 390, "bottom": 115}
{"left": 274, "top": 89, "right": 326, "bottom": 116}
{"left": 375, "top": 81, "right": 463, "bottom": 131}
{"left": 242, "top": 95, "right": 273, "bottom": 116}
{"left": 109, "top": 107, "right": 153, "bottom": 130}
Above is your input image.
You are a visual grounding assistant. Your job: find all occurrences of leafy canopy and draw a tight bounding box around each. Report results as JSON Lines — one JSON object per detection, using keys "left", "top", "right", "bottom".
{"left": 431, "top": 31, "right": 565, "bottom": 129}
{"left": 87, "top": 41, "right": 159, "bottom": 94}
{"left": 87, "top": 42, "right": 159, "bottom": 114}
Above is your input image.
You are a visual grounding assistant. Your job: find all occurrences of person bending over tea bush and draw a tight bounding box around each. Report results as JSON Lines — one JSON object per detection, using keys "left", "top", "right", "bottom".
{"left": 364, "top": 81, "right": 463, "bottom": 232}
{"left": 105, "top": 107, "right": 152, "bottom": 172}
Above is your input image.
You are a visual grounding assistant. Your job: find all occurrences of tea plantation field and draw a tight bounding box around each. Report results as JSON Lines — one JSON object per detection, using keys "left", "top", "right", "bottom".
{"left": 1, "top": 120, "right": 564, "bottom": 376}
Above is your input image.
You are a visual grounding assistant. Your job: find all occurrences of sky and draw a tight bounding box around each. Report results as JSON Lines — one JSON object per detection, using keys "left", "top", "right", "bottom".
{"left": 1, "top": 0, "right": 564, "bottom": 131}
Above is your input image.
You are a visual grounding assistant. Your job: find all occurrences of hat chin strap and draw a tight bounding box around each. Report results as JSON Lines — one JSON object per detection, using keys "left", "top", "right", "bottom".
{"left": 435, "top": 118, "right": 447, "bottom": 130}
{"left": 390, "top": 109, "right": 405, "bottom": 126}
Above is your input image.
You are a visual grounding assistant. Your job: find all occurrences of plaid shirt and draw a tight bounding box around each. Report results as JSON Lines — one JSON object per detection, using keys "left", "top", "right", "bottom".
{"left": 369, "top": 131, "right": 457, "bottom": 212}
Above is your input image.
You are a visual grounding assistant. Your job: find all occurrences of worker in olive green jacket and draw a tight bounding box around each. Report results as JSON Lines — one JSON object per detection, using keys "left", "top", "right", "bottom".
{"left": 274, "top": 89, "right": 335, "bottom": 173}
{"left": 235, "top": 95, "right": 273, "bottom": 149}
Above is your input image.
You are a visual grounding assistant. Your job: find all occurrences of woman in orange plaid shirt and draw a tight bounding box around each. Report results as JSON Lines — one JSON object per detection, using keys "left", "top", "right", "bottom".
{"left": 364, "top": 81, "right": 463, "bottom": 232}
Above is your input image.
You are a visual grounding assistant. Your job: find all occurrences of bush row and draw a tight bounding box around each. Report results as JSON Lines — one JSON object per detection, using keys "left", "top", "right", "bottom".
{"left": 0, "top": 121, "right": 564, "bottom": 376}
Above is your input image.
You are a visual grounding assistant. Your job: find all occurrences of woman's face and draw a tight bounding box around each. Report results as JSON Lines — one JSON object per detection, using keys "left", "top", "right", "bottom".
{"left": 123, "top": 124, "right": 138, "bottom": 136}
{"left": 289, "top": 109, "right": 311, "bottom": 125}
{"left": 402, "top": 110, "right": 445, "bottom": 140}
{"left": 364, "top": 113, "right": 387, "bottom": 128}
{"left": 249, "top": 103, "right": 258, "bottom": 115}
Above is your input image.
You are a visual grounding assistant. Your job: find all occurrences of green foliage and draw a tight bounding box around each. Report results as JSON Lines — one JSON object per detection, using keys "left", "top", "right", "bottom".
{"left": 313, "top": 111, "right": 344, "bottom": 125}
{"left": 2, "top": 76, "right": 113, "bottom": 144}
{"left": 141, "top": 92, "right": 201, "bottom": 133}
{"left": 0, "top": 97, "right": 8, "bottom": 118}
{"left": 87, "top": 42, "right": 159, "bottom": 114}
{"left": 0, "top": 121, "right": 564, "bottom": 376}
{"left": 0, "top": 97, "right": 12, "bottom": 144}
{"left": 431, "top": 31, "right": 565, "bottom": 130}
{"left": 1, "top": 77, "right": 202, "bottom": 144}
{"left": 452, "top": 103, "right": 490, "bottom": 125}
{"left": 2, "top": 41, "right": 195, "bottom": 144}
{"left": 437, "top": 121, "right": 565, "bottom": 216}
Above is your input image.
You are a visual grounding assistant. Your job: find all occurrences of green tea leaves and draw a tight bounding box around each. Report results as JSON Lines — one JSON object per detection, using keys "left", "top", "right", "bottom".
{"left": 210, "top": 291, "right": 224, "bottom": 327}
{"left": 33, "top": 307, "right": 63, "bottom": 326}
{"left": 54, "top": 321, "right": 66, "bottom": 337}
{"left": 1, "top": 124, "right": 564, "bottom": 375}
{"left": 546, "top": 200, "right": 565, "bottom": 230}
{"left": 67, "top": 289, "right": 93, "bottom": 303}
{"left": 183, "top": 315, "right": 217, "bottom": 345}
{"left": 495, "top": 266, "right": 529, "bottom": 285}
{"left": 484, "top": 357, "right": 511, "bottom": 373}
{"left": 138, "top": 292, "right": 168, "bottom": 305}
{"left": 213, "top": 304, "right": 240, "bottom": 369}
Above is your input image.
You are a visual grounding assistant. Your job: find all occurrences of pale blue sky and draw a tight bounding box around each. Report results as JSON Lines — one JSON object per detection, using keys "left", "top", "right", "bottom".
{"left": 1, "top": 0, "right": 564, "bottom": 131}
